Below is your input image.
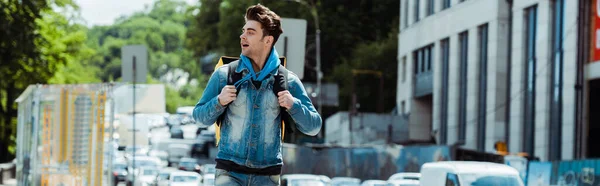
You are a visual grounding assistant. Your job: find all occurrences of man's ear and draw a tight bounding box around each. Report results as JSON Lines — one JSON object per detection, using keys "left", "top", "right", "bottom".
{"left": 265, "top": 35, "right": 274, "bottom": 46}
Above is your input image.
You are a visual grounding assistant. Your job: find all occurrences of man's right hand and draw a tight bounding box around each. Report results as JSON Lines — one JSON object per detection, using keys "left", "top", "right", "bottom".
{"left": 218, "top": 85, "right": 237, "bottom": 106}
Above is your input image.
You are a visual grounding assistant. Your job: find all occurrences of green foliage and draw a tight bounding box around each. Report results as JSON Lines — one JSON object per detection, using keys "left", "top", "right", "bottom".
{"left": 0, "top": 0, "right": 91, "bottom": 162}
{"left": 80, "top": 0, "right": 207, "bottom": 115}
{"left": 186, "top": 0, "right": 400, "bottom": 113}
{"left": 331, "top": 19, "right": 399, "bottom": 112}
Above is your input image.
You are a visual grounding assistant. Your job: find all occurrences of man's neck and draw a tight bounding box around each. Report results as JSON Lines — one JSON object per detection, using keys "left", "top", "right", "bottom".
{"left": 250, "top": 49, "right": 271, "bottom": 73}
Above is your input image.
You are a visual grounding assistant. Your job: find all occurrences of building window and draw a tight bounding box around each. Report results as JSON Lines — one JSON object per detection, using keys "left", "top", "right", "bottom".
{"left": 458, "top": 31, "right": 468, "bottom": 143}
{"left": 414, "top": 0, "right": 420, "bottom": 23}
{"left": 413, "top": 45, "right": 433, "bottom": 75}
{"left": 523, "top": 5, "right": 537, "bottom": 156}
{"left": 404, "top": 0, "right": 409, "bottom": 28}
{"left": 402, "top": 56, "right": 407, "bottom": 82}
{"left": 427, "top": 0, "right": 434, "bottom": 16}
{"left": 442, "top": 0, "right": 451, "bottom": 10}
{"left": 477, "top": 24, "right": 488, "bottom": 151}
{"left": 401, "top": 101, "right": 406, "bottom": 115}
{"left": 440, "top": 38, "right": 450, "bottom": 145}
{"left": 549, "top": 0, "right": 564, "bottom": 161}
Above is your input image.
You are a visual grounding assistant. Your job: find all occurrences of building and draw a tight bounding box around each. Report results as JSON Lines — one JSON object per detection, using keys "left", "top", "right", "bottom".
{"left": 397, "top": 0, "right": 599, "bottom": 161}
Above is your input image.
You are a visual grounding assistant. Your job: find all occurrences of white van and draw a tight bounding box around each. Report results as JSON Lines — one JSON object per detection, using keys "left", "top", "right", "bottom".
{"left": 420, "top": 161, "right": 524, "bottom": 186}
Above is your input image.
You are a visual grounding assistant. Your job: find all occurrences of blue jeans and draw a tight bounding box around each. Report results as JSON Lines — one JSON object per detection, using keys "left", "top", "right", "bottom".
{"left": 215, "top": 169, "right": 280, "bottom": 186}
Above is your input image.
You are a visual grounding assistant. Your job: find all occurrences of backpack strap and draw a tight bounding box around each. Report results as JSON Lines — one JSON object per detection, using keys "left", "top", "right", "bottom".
{"left": 227, "top": 60, "right": 243, "bottom": 94}
{"left": 216, "top": 61, "right": 241, "bottom": 128}
{"left": 273, "top": 65, "right": 296, "bottom": 135}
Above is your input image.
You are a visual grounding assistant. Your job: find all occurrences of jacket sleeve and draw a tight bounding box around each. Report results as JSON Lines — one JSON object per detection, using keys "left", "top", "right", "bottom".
{"left": 285, "top": 72, "right": 323, "bottom": 136}
{"left": 193, "top": 66, "right": 227, "bottom": 127}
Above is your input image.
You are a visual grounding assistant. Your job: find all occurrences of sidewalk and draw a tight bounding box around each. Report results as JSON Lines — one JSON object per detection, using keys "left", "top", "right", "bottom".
{"left": 1, "top": 178, "right": 16, "bottom": 186}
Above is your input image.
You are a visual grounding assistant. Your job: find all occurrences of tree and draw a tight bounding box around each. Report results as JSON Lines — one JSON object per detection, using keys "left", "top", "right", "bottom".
{"left": 82, "top": 0, "right": 208, "bottom": 113}
{"left": 0, "top": 0, "right": 90, "bottom": 161}
{"left": 331, "top": 19, "right": 399, "bottom": 112}
{"left": 186, "top": 0, "right": 400, "bottom": 114}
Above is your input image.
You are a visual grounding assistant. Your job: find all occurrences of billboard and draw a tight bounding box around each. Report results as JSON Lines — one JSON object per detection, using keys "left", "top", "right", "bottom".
{"left": 275, "top": 18, "right": 307, "bottom": 79}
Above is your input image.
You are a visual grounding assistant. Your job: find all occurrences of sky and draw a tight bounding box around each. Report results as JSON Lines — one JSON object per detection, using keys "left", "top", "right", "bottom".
{"left": 74, "top": 0, "right": 197, "bottom": 27}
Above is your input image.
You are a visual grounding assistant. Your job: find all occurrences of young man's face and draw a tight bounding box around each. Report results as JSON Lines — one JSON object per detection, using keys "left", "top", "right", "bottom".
{"left": 240, "top": 20, "right": 271, "bottom": 58}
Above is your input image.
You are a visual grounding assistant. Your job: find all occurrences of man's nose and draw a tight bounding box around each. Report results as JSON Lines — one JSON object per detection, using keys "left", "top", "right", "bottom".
{"left": 240, "top": 33, "right": 246, "bottom": 40}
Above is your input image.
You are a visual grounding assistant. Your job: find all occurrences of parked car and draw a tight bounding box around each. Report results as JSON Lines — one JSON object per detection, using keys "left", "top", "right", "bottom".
{"left": 361, "top": 180, "right": 388, "bottom": 186}
{"left": 179, "top": 157, "right": 200, "bottom": 172}
{"left": 170, "top": 125, "right": 184, "bottom": 139}
{"left": 202, "top": 174, "right": 215, "bottom": 186}
{"left": 125, "top": 156, "right": 161, "bottom": 186}
{"left": 133, "top": 166, "right": 158, "bottom": 186}
{"left": 331, "top": 177, "right": 361, "bottom": 186}
{"left": 200, "top": 164, "right": 216, "bottom": 176}
{"left": 387, "top": 179, "right": 419, "bottom": 186}
{"left": 112, "top": 162, "right": 128, "bottom": 186}
{"left": 388, "top": 173, "right": 421, "bottom": 181}
{"left": 281, "top": 174, "right": 330, "bottom": 186}
{"left": 154, "top": 169, "right": 174, "bottom": 186}
{"left": 420, "top": 161, "right": 525, "bottom": 186}
{"left": 191, "top": 131, "right": 215, "bottom": 158}
{"left": 167, "top": 144, "right": 191, "bottom": 166}
{"left": 169, "top": 171, "right": 202, "bottom": 186}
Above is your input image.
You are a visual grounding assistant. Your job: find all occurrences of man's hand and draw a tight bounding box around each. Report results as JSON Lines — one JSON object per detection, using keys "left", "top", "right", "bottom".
{"left": 218, "top": 85, "right": 237, "bottom": 106}
{"left": 277, "top": 90, "right": 295, "bottom": 110}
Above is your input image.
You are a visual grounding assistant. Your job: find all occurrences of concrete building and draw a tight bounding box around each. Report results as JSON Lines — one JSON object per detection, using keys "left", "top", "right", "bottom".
{"left": 397, "top": 0, "right": 599, "bottom": 161}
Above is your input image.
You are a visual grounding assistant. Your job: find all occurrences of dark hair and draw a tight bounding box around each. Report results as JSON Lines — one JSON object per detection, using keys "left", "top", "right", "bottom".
{"left": 245, "top": 4, "right": 283, "bottom": 45}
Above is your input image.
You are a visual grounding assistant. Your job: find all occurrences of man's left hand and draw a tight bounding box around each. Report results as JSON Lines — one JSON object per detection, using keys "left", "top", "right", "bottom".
{"left": 277, "top": 90, "right": 294, "bottom": 110}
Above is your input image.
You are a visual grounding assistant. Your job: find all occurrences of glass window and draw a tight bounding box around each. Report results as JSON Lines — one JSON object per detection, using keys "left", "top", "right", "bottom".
{"left": 477, "top": 24, "right": 489, "bottom": 151}
{"left": 414, "top": 0, "right": 420, "bottom": 23}
{"left": 440, "top": 38, "right": 450, "bottom": 145}
{"left": 458, "top": 31, "right": 469, "bottom": 142}
{"left": 442, "top": 0, "right": 451, "bottom": 9}
{"left": 427, "top": 0, "right": 435, "bottom": 16}
{"left": 549, "top": 0, "right": 564, "bottom": 161}
{"left": 523, "top": 5, "right": 537, "bottom": 155}
{"left": 404, "top": 0, "right": 409, "bottom": 28}
{"left": 446, "top": 173, "right": 460, "bottom": 186}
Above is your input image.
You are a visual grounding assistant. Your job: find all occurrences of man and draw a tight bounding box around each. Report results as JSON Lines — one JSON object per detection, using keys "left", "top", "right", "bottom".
{"left": 193, "top": 4, "right": 322, "bottom": 186}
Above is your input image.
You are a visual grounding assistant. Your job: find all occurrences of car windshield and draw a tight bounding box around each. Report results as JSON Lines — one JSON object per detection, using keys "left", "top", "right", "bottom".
{"left": 142, "top": 169, "right": 158, "bottom": 175}
{"left": 332, "top": 181, "right": 360, "bottom": 186}
{"left": 461, "top": 174, "right": 523, "bottom": 186}
{"left": 133, "top": 160, "right": 158, "bottom": 167}
{"left": 114, "top": 164, "right": 127, "bottom": 170}
{"left": 158, "top": 173, "right": 170, "bottom": 180}
{"left": 290, "top": 179, "right": 325, "bottom": 186}
{"left": 204, "top": 177, "right": 215, "bottom": 185}
{"left": 173, "top": 176, "right": 198, "bottom": 182}
{"left": 204, "top": 166, "right": 216, "bottom": 174}
{"left": 180, "top": 161, "right": 195, "bottom": 167}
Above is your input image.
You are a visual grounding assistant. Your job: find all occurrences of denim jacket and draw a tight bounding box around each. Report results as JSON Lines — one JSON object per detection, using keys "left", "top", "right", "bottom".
{"left": 193, "top": 62, "right": 322, "bottom": 168}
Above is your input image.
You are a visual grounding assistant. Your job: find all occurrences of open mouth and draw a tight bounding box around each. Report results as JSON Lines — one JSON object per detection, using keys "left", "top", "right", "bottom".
{"left": 242, "top": 44, "right": 249, "bottom": 48}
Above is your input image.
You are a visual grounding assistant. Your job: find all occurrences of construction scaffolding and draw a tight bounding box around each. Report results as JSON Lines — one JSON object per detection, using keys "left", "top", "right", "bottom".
{"left": 15, "top": 84, "right": 120, "bottom": 186}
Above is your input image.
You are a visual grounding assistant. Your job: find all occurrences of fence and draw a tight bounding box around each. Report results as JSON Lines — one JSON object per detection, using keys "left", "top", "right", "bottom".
{"left": 16, "top": 84, "right": 119, "bottom": 186}
{"left": 281, "top": 144, "right": 503, "bottom": 181}
{"left": 527, "top": 159, "right": 600, "bottom": 186}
